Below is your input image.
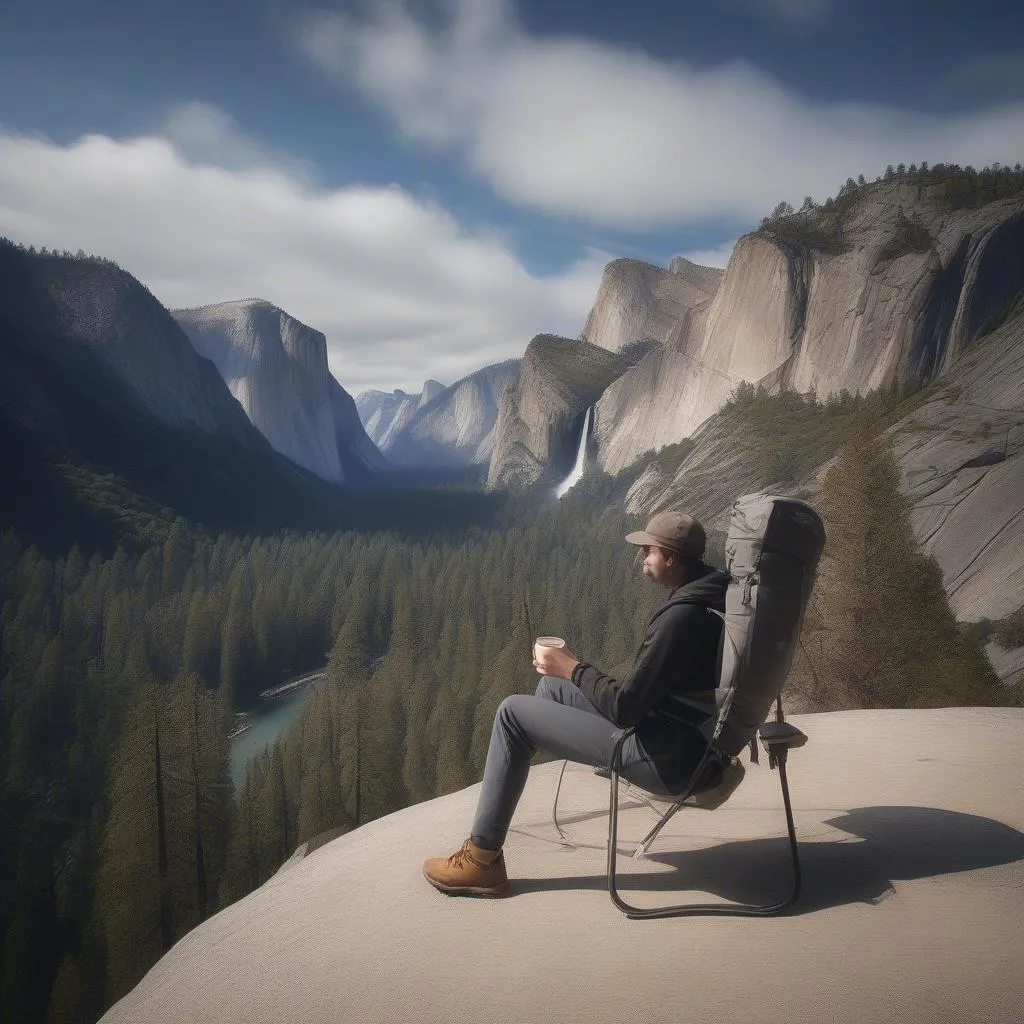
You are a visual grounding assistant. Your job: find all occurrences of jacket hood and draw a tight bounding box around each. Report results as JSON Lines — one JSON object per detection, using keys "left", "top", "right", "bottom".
{"left": 662, "top": 565, "right": 731, "bottom": 610}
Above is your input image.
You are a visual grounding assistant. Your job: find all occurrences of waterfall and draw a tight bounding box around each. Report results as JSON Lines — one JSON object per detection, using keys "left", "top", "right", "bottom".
{"left": 555, "top": 406, "right": 592, "bottom": 498}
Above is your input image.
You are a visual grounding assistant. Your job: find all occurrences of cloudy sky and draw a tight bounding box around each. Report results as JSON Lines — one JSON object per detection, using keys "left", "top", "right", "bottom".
{"left": 1, "top": 0, "right": 1022, "bottom": 394}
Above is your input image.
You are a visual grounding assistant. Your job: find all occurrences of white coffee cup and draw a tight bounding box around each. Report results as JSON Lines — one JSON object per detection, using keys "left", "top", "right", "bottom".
{"left": 533, "top": 636, "right": 566, "bottom": 670}
{"left": 535, "top": 636, "right": 566, "bottom": 649}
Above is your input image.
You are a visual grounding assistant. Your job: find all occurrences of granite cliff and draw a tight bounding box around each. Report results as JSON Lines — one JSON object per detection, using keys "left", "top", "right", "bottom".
{"left": 486, "top": 335, "right": 630, "bottom": 491}
{"left": 328, "top": 377, "right": 391, "bottom": 481}
{"left": 172, "top": 300, "right": 386, "bottom": 484}
{"left": 483, "top": 181, "right": 1023, "bottom": 684}
{"left": 356, "top": 383, "right": 443, "bottom": 452}
{"left": 382, "top": 360, "right": 520, "bottom": 468}
{"left": 487, "top": 256, "right": 724, "bottom": 488}
{"left": 581, "top": 256, "right": 723, "bottom": 353}
{"left": 593, "top": 181, "right": 1024, "bottom": 474}
{"left": 0, "top": 240, "right": 383, "bottom": 548}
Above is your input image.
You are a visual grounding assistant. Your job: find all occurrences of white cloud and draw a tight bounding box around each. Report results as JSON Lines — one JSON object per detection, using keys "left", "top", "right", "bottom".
{"left": 298, "top": 0, "right": 1024, "bottom": 228}
{"left": 161, "top": 101, "right": 320, "bottom": 182}
{"left": 0, "top": 119, "right": 608, "bottom": 394}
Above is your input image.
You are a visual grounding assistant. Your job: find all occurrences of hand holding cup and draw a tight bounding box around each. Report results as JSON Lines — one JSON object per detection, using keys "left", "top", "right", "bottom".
{"left": 532, "top": 636, "right": 580, "bottom": 680}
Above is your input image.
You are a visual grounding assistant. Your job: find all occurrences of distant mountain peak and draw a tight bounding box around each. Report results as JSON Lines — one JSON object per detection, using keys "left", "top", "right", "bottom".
{"left": 357, "top": 360, "right": 521, "bottom": 469}
{"left": 172, "top": 300, "right": 384, "bottom": 483}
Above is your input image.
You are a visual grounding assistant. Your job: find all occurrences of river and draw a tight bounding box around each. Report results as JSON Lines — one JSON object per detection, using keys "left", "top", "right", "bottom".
{"left": 228, "top": 672, "right": 326, "bottom": 791}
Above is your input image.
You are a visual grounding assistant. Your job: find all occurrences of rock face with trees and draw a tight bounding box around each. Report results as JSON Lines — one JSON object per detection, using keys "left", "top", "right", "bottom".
{"left": 487, "top": 171, "right": 1023, "bottom": 687}
{"left": 0, "top": 240, "right": 260, "bottom": 446}
{"left": 620, "top": 280, "right": 1023, "bottom": 685}
{"left": 0, "top": 239, "right": 386, "bottom": 553}
{"left": 592, "top": 178, "right": 1024, "bottom": 476}
{"left": 486, "top": 173, "right": 1023, "bottom": 487}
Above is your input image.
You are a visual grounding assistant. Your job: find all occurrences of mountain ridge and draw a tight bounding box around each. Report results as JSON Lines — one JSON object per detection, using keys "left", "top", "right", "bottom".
{"left": 581, "top": 181, "right": 1024, "bottom": 477}
{"left": 0, "top": 240, "right": 503, "bottom": 550}
{"left": 358, "top": 359, "right": 521, "bottom": 469}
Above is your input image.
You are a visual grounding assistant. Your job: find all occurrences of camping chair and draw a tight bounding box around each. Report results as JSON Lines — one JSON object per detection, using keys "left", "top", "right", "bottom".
{"left": 550, "top": 493, "right": 824, "bottom": 920}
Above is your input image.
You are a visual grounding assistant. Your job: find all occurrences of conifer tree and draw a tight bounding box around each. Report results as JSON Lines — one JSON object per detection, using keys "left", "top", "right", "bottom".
{"left": 401, "top": 660, "right": 437, "bottom": 804}
{"left": 183, "top": 590, "right": 219, "bottom": 684}
{"left": 265, "top": 742, "right": 293, "bottom": 863}
{"left": 296, "top": 684, "right": 345, "bottom": 845}
{"left": 165, "top": 673, "right": 233, "bottom": 920}
{"left": 101, "top": 594, "right": 137, "bottom": 679}
{"left": 325, "top": 581, "right": 373, "bottom": 824}
{"left": 160, "top": 518, "right": 192, "bottom": 597}
{"left": 792, "top": 434, "right": 1002, "bottom": 708}
{"left": 94, "top": 685, "right": 168, "bottom": 1002}
{"left": 357, "top": 583, "right": 414, "bottom": 820}
{"left": 219, "top": 586, "right": 253, "bottom": 708}
{"left": 217, "top": 758, "right": 266, "bottom": 908}
{"left": 469, "top": 607, "right": 532, "bottom": 774}
{"left": 46, "top": 946, "right": 99, "bottom": 1024}
{"left": 431, "top": 614, "right": 480, "bottom": 788}
{"left": 421, "top": 607, "right": 461, "bottom": 793}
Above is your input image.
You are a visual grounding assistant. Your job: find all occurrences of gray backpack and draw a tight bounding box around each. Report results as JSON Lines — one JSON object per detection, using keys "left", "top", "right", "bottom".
{"left": 678, "top": 493, "right": 825, "bottom": 762}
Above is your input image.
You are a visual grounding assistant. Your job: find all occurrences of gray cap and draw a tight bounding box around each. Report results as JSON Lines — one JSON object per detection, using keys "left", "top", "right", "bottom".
{"left": 625, "top": 510, "right": 706, "bottom": 557}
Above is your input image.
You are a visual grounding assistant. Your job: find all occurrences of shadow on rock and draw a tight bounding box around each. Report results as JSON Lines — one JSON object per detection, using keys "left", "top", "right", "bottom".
{"left": 510, "top": 805, "right": 1024, "bottom": 912}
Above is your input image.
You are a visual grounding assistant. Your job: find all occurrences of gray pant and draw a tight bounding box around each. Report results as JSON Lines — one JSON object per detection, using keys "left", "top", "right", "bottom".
{"left": 470, "top": 675, "right": 674, "bottom": 850}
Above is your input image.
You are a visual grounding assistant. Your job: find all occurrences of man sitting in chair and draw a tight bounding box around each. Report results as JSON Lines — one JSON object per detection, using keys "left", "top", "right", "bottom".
{"left": 423, "top": 510, "right": 745, "bottom": 898}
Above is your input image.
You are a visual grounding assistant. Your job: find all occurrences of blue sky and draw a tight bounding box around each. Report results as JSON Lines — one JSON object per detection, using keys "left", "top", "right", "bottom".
{"left": 1, "top": 0, "right": 1022, "bottom": 393}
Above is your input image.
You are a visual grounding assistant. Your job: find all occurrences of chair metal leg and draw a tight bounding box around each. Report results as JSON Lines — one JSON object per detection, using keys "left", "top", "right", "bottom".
{"left": 549, "top": 732, "right": 804, "bottom": 917}
{"left": 549, "top": 759, "right": 613, "bottom": 852}
{"left": 550, "top": 729, "right": 710, "bottom": 852}
{"left": 549, "top": 747, "right": 694, "bottom": 854}
{"left": 606, "top": 730, "right": 803, "bottom": 919}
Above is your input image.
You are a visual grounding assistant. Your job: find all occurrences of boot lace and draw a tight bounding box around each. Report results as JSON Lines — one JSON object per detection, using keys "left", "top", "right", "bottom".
{"left": 446, "top": 842, "right": 472, "bottom": 868}
{"left": 447, "top": 840, "right": 495, "bottom": 869}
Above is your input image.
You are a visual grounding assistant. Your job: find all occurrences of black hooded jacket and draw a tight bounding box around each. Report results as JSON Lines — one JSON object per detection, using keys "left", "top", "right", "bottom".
{"left": 570, "top": 565, "right": 731, "bottom": 784}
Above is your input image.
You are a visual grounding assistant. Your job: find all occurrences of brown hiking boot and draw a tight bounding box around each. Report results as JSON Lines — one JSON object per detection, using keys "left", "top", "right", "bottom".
{"left": 423, "top": 838, "right": 509, "bottom": 897}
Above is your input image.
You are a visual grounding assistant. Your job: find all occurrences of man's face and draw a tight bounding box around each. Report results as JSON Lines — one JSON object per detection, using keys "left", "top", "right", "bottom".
{"left": 641, "top": 544, "right": 676, "bottom": 585}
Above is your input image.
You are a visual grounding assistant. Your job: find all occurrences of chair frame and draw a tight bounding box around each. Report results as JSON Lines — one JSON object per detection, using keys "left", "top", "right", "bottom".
{"left": 550, "top": 719, "right": 807, "bottom": 919}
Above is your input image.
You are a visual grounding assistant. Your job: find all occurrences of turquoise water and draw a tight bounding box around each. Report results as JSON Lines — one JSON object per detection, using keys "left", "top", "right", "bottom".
{"left": 229, "top": 681, "right": 320, "bottom": 791}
